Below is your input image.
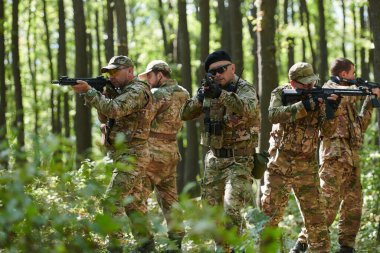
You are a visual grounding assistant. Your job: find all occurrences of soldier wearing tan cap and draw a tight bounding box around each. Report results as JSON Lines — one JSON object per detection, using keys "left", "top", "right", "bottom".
{"left": 138, "top": 60, "right": 189, "bottom": 252}
{"left": 72, "top": 55, "right": 155, "bottom": 252}
{"left": 261, "top": 62, "right": 340, "bottom": 253}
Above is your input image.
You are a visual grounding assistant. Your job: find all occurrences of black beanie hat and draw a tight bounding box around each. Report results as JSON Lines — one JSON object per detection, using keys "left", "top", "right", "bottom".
{"left": 204, "top": 50, "right": 232, "bottom": 72}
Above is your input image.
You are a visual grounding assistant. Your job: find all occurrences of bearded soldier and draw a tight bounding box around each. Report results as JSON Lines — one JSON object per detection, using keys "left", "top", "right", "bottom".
{"left": 138, "top": 60, "right": 189, "bottom": 252}
{"left": 294, "top": 58, "right": 380, "bottom": 253}
{"left": 261, "top": 62, "right": 340, "bottom": 253}
{"left": 72, "top": 55, "right": 155, "bottom": 253}
{"left": 181, "top": 50, "right": 259, "bottom": 252}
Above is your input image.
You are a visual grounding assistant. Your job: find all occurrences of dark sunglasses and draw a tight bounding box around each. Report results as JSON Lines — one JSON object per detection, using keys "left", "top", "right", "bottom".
{"left": 208, "top": 64, "right": 231, "bottom": 76}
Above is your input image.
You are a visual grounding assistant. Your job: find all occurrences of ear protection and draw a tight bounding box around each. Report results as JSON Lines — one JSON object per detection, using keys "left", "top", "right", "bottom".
{"left": 330, "top": 76, "right": 357, "bottom": 84}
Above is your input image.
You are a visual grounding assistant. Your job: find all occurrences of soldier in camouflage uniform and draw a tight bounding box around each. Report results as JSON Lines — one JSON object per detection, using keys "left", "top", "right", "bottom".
{"left": 181, "top": 50, "right": 259, "bottom": 252}
{"left": 72, "top": 56, "right": 155, "bottom": 253}
{"left": 138, "top": 60, "right": 189, "bottom": 252}
{"left": 295, "top": 58, "right": 380, "bottom": 253}
{"left": 261, "top": 62, "right": 340, "bottom": 253}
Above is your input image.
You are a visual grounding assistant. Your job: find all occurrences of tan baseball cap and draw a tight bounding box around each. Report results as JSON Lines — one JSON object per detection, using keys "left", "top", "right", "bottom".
{"left": 138, "top": 60, "right": 171, "bottom": 78}
{"left": 288, "top": 62, "right": 319, "bottom": 84}
{"left": 101, "top": 55, "right": 134, "bottom": 73}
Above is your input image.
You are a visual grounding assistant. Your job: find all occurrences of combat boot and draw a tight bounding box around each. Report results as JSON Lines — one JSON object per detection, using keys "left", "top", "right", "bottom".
{"left": 336, "top": 246, "right": 355, "bottom": 253}
{"left": 289, "top": 241, "right": 308, "bottom": 253}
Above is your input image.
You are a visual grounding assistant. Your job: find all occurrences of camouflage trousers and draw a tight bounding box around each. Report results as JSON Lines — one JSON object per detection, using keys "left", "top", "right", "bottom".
{"left": 143, "top": 147, "right": 185, "bottom": 243}
{"left": 261, "top": 153, "right": 330, "bottom": 253}
{"left": 298, "top": 150, "right": 362, "bottom": 248}
{"left": 202, "top": 150, "right": 254, "bottom": 251}
{"left": 103, "top": 148, "right": 153, "bottom": 249}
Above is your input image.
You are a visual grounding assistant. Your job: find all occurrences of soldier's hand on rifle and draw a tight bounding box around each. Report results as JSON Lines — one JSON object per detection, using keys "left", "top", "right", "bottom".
{"left": 302, "top": 95, "right": 320, "bottom": 111}
{"left": 196, "top": 87, "right": 205, "bottom": 103}
{"left": 204, "top": 83, "right": 222, "bottom": 99}
{"left": 72, "top": 80, "right": 91, "bottom": 94}
{"left": 371, "top": 87, "right": 380, "bottom": 97}
{"left": 326, "top": 94, "right": 341, "bottom": 112}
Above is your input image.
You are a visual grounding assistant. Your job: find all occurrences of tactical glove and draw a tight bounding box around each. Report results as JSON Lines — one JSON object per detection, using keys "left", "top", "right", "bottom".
{"left": 326, "top": 95, "right": 342, "bottom": 112}
{"left": 302, "top": 96, "right": 320, "bottom": 111}
{"left": 204, "top": 83, "right": 222, "bottom": 99}
{"left": 196, "top": 87, "right": 205, "bottom": 103}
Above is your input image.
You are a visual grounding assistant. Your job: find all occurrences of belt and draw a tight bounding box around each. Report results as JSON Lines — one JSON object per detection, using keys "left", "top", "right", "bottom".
{"left": 211, "top": 148, "right": 252, "bottom": 158}
{"left": 149, "top": 132, "right": 177, "bottom": 141}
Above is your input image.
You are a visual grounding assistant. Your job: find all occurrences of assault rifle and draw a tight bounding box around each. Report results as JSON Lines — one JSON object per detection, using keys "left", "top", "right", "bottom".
{"left": 52, "top": 76, "right": 111, "bottom": 92}
{"left": 354, "top": 78, "right": 380, "bottom": 89}
{"left": 282, "top": 87, "right": 380, "bottom": 119}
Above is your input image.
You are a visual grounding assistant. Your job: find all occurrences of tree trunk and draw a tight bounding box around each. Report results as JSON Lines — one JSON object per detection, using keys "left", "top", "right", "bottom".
{"left": 284, "top": 0, "right": 295, "bottom": 71}
{"left": 351, "top": 3, "right": 357, "bottom": 64}
{"left": 341, "top": 0, "right": 346, "bottom": 57}
{"left": 95, "top": 9, "right": 102, "bottom": 72}
{"left": 12, "top": 0, "right": 25, "bottom": 163}
{"left": 257, "top": 0, "right": 278, "bottom": 153}
{"left": 114, "top": 0, "right": 128, "bottom": 55}
{"left": 104, "top": 0, "right": 114, "bottom": 61}
{"left": 217, "top": 0, "right": 231, "bottom": 52}
{"left": 42, "top": 0, "right": 58, "bottom": 134}
{"left": 368, "top": 0, "right": 380, "bottom": 241}
{"left": 177, "top": 0, "right": 200, "bottom": 196}
{"left": 229, "top": 0, "right": 243, "bottom": 74}
{"left": 73, "top": 0, "right": 92, "bottom": 165}
{"left": 299, "top": 0, "right": 306, "bottom": 62}
{"left": 248, "top": 4, "right": 258, "bottom": 90}
{"left": 58, "top": 0, "right": 70, "bottom": 138}
{"left": 360, "top": 6, "right": 369, "bottom": 80}
{"left": 0, "top": 0, "right": 8, "bottom": 169}
{"left": 317, "top": 0, "right": 328, "bottom": 83}
{"left": 158, "top": 0, "right": 170, "bottom": 57}
{"left": 199, "top": 0, "right": 210, "bottom": 77}
{"left": 300, "top": 0, "right": 316, "bottom": 70}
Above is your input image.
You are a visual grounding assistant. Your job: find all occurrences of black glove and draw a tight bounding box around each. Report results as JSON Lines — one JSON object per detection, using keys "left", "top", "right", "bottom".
{"left": 302, "top": 96, "right": 320, "bottom": 111}
{"left": 326, "top": 96, "right": 341, "bottom": 112}
{"left": 204, "top": 83, "right": 222, "bottom": 99}
{"left": 196, "top": 87, "right": 205, "bottom": 103}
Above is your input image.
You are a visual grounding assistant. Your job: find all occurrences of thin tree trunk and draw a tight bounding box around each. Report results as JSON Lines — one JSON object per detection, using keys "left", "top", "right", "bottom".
{"left": 158, "top": 0, "right": 170, "bottom": 57}
{"left": 341, "top": 0, "right": 346, "bottom": 58}
{"left": 42, "top": 0, "right": 58, "bottom": 134}
{"left": 284, "top": 0, "right": 295, "bottom": 71}
{"left": 95, "top": 9, "right": 102, "bottom": 71}
{"left": 299, "top": 0, "right": 306, "bottom": 62}
{"left": 58, "top": 0, "right": 70, "bottom": 138}
{"left": 177, "top": 0, "right": 200, "bottom": 196}
{"left": 104, "top": 0, "right": 114, "bottom": 61}
{"left": 12, "top": 0, "right": 25, "bottom": 163}
{"left": 368, "top": 0, "right": 380, "bottom": 241}
{"left": 360, "top": 6, "right": 369, "bottom": 80}
{"left": 73, "top": 0, "right": 92, "bottom": 165}
{"left": 114, "top": 0, "right": 128, "bottom": 55}
{"left": 0, "top": 0, "right": 8, "bottom": 169}
{"left": 248, "top": 4, "right": 258, "bottom": 90}
{"left": 217, "top": 0, "right": 231, "bottom": 53}
{"left": 351, "top": 3, "right": 357, "bottom": 64}
{"left": 229, "top": 0, "right": 243, "bottom": 74}
{"left": 317, "top": 0, "right": 328, "bottom": 83}
{"left": 300, "top": 0, "right": 316, "bottom": 70}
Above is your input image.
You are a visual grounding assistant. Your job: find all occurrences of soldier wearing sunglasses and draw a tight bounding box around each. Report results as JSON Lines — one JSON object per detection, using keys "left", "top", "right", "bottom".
{"left": 181, "top": 50, "right": 260, "bottom": 252}
{"left": 71, "top": 55, "right": 155, "bottom": 253}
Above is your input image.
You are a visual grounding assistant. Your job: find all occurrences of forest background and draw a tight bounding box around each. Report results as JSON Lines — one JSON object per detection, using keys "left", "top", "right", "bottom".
{"left": 1, "top": 0, "right": 380, "bottom": 252}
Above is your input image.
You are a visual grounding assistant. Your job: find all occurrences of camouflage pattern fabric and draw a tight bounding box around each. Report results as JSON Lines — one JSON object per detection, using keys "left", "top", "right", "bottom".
{"left": 143, "top": 79, "right": 189, "bottom": 242}
{"left": 84, "top": 78, "right": 154, "bottom": 247}
{"left": 181, "top": 75, "right": 259, "bottom": 252}
{"left": 261, "top": 84, "right": 337, "bottom": 252}
{"left": 298, "top": 80, "right": 373, "bottom": 248}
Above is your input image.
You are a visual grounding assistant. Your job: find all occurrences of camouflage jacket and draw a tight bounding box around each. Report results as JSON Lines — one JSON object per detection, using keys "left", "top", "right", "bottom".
{"left": 181, "top": 75, "right": 259, "bottom": 150}
{"left": 319, "top": 80, "right": 373, "bottom": 158}
{"left": 149, "top": 79, "right": 190, "bottom": 153}
{"left": 84, "top": 78, "right": 153, "bottom": 152}
{"left": 268, "top": 84, "right": 337, "bottom": 159}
